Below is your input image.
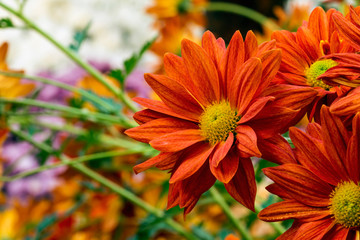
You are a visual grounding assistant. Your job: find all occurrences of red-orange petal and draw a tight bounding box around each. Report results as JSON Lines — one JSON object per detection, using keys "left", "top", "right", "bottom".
{"left": 257, "top": 134, "right": 297, "bottom": 164}
{"left": 244, "top": 30, "right": 258, "bottom": 60}
{"left": 150, "top": 129, "right": 205, "bottom": 152}
{"left": 133, "top": 151, "right": 181, "bottom": 173}
{"left": 144, "top": 73, "right": 202, "bottom": 120}
{"left": 221, "top": 30, "right": 245, "bottom": 95}
{"left": 224, "top": 157, "right": 256, "bottom": 211}
{"left": 181, "top": 38, "right": 220, "bottom": 105}
{"left": 345, "top": 113, "right": 360, "bottom": 182}
{"left": 125, "top": 117, "right": 197, "bottom": 143}
{"left": 133, "top": 97, "right": 196, "bottom": 122}
{"left": 308, "top": 7, "right": 329, "bottom": 42}
{"left": 229, "top": 57, "right": 262, "bottom": 113}
{"left": 235, "top": 125, "right": 261, "bottom": 158}
{"left": 169, "top": 143, "right": 215, "bottom": 183}
{"left": 210, "top": 132, "right": 234, "bottom": 167}
{"left": 290, "top": 127, "right": 345, "bottom": 185}
{"left": 210, "top": 146, "right": 239, "bottom": 183}
{"left": 238, "top": 96, "right": 274, "bottom": 124}
{"left": 263, "top": 164, "right": 332, "bottom": 207}
{"left": 294, "top": 218, "right": 334, "bottom": 240}
{"left": 258, "top": 199, "right": 330, "bottom": 222}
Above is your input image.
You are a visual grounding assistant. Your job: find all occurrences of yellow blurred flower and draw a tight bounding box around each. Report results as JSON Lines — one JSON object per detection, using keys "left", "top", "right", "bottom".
{"left": 147, "top": 0, "right": 207, "bottom": 19}
{"left": 0, "top": 42, "right": 35, "bottom": 98}
{"left": 0, "top": 208, "right": 19, "bottom": 239}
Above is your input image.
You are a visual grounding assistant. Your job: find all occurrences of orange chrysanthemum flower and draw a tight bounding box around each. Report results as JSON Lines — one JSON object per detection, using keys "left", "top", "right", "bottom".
{"left": 321, "top": 7, "right": 360, "bottom": 87}
{"left": 271, "top": 7, "right": 356, "bottom": 121}
{"left": 125, "top": 30, "right": 302, "bottom": 214}
{"left": 259, "top": 106, "right": 360, "bottom": 239}
{"left": 0, "top": 42, "right": 34, "bottom": 98}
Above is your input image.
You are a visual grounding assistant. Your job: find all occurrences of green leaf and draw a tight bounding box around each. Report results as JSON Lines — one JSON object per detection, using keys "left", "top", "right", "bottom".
{"left": 80, "top": 90, "right": 122, "bottom": 114}
{"left": 191, "top": 225, "right": 214, "bottom": 240}
{"left": 0, "top": 18, "right": 14, "bottom": 28}
{"left": 109, "top": 37, "right": 156, "bottom": 87}
{"left": 69, "top": 21, "right": 91, "bottom": 52}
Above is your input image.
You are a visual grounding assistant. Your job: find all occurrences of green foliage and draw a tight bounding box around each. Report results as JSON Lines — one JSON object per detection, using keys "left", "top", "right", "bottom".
{"left": 109, "top": 37, "right": 155, "bottom": 87}
{"left": 69, "top": 22, "right": 91, "bottom": 52}
{"left": 0, "top": 18, "right": 14, "bottom": 28}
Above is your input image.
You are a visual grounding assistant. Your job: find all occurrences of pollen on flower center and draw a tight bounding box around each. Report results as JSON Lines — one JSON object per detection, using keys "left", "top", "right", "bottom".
{"left": 305, "top": 59, "right": 337, "bottom": 90}
{"left": 199, "top": 101, "right": 240, "bottom": 145}
{"left": 329, "top": 181, "right": 360, "bottom": 228}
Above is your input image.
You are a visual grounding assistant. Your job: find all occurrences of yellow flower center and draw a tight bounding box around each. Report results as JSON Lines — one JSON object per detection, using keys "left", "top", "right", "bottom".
{"left": 329, "top": 181, "right": 360, "bottom": 228}
{"left": 305, "top": 59, "right": 337, "bottom": 90}
{"left": 199, "top": 101, "right": 240, "bottom": 145}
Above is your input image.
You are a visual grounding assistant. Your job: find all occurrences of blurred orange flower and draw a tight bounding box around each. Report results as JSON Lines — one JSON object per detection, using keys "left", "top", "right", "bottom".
{"left": 0, "top": 42, "right": 34, "bottom": 98}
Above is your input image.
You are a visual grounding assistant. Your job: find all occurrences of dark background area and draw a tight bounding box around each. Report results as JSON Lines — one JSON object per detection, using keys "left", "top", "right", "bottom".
{"left": 206, "top": 0, "right": 287, "bottom": 41}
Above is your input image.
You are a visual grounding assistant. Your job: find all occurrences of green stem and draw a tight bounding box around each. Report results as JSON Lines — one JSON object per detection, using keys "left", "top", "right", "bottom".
{"left": 0, "top": 149, "right": 142, "bottom": 182}
{"left": 1, "top": 97, "right": 135, "bottom": 128}
{"left": 254, "top": 205, "right": 286, "bottom": 235}
{"left": 8, "top": 116, "right": 146, "bottom": 150}
{"left": 209, "top": 187, "right": 252, "bottom": 240}
{"left": 9, "top": 128, "right": 196, "bottom": 240}
{"left": 0, "top": 70, "right": 115, "bottom": 112}
{"left": 0, "top": 2, "right": 139, "bottom": 113}
{"left": 205, "top": 2, "right": 280, "bottom": 31}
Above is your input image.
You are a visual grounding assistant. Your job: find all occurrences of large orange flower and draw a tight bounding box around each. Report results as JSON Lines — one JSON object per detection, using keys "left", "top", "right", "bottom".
{"left": 271, "top": 7, "right": 355, "bottom": 122}
{"left": 259, "top": 106, "right": 360, "bottom": 239}
{"left": 125, "top": 30, "right": 305, "bottom": 214}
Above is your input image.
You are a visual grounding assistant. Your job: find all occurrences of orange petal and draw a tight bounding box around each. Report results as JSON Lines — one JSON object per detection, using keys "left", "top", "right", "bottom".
{"left": 133, "top": 97, "right": 196, "bottom": 122}
{"left": 144, "top": 73, "right": 202, "bottom": 120}
{"left": 163, "top": 53, "right": 189, "bottom": 85}
{"left": 244, "top": 30, "right": 258, "bottom": 60}
{"left": 258, "top": 199, "right": 330, "bottom": 222}
{"left": 210, "top": 132, "right": 234, "bottom": 167}
{"left": 125, "top": 117, "right": 197, "bottom": 143}
{"left": 290, "top": 127, "right": 346, "bottom": 185}
{"left": 221, "top": 30, "right": 244, "bottom": 95}
{"left": 296, "top": 26, "right": 322, "bottom": 61}
{"left": 256, "top": 49, "right": 282, "bottom": 94}
{"left": 238, "top": 96, "right": 274, "bottom": 124}
{"left": 308, "top": 7, "right": 329, "bottom": 42}
{"left": 201, "top": 30, "right": 226, "bottom": 70}
{"left": 177, "top": 164, "right": 216, "bottom": 215}
{"left": 150, "top": 129, "right": 205, "bottom": 152}
{"left": 169, "top": 143, "right": 215, "bottom": 183}
{"left": 333, "top": 12, "right": 360, "bottom": 48}
{"left": 210, "top": 146, "right": 239, "bottom": 183}
{"left": 133, "top": 109, "right": 168, "bottom": 124}
{"left": 224, "top": 157, "right": 256, "bottom": 211}
{"left": 181, "top": 38, "right": 220, "bottom": 105}
{"left": 294, "top": 218, "right": 334, "bottom": 240}
{"left": 330, "top": 87, "right": 360, "bottom": 116}
{"left": 263, "top": 164, "right": 332, "bottom": 207}
{"left": 235, "top": 125, "right": 261, "bottom": 158}
{"left": 133, "top": 151, "right": 181, "bottom": 174}
{"left": 257, "top": 134, "right": 297, "bottom": 164}
{"left": 320, "top": 106, "right": 351, "bottom": 180}
{"left": 229, "top": 57, "right": 262, "bottom": 113}
{"left": 345, "top": 113, "right": 360, "bottom": 182}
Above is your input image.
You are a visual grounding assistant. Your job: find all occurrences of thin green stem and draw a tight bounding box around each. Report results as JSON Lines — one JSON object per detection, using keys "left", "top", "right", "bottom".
{"left": 209, "top": 187, "right": 252, "bottom": 240}
{"left": 204, "top": 2, "right": 281, "bottom": 31}
{"left": 0, "top": 70, "right": 115, "bottom": 112}
{"left": 8, "top": 116, "right": 146, "bottom": 150}
{"left": 0, "top": 149, "right": 142, "bottom": 182}
{"left": 1, "top": 97, "right": 135, "bottom": 128}
{"left": 255, "top": 205, "right": 286, "bottom": 235}
{"left": 0, "top": 2, "right": 139, "bottom": 113}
